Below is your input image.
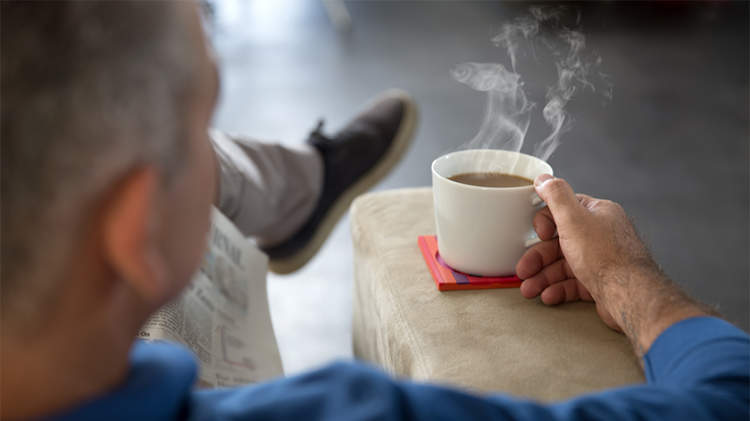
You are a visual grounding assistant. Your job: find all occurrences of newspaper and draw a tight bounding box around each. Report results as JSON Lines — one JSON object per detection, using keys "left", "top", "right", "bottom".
{"left": 138, "top": 207, "right": 283, "bottom": 387}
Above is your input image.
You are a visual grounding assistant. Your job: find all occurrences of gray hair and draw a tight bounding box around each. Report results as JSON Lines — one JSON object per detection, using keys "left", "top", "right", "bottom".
{"left": 1, "top": 1, "right": 199, "bottom": 331}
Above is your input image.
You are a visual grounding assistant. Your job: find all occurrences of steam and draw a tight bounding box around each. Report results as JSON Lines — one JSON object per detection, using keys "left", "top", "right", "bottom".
{"left": 451, "top": 62, "right": 533, "bottom": 153}
{"left": 453, "top": 6, "right": 611, "bottom": 162}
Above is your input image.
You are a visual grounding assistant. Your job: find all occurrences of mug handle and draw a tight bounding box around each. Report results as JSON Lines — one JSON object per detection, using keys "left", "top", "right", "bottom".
{"left": 524, "top": 192, "right": 547, "bottom": 248}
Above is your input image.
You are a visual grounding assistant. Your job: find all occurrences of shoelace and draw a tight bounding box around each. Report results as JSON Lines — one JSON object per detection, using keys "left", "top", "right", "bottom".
{"left": 309, "top": 119, "right": 337, "bottom": 149}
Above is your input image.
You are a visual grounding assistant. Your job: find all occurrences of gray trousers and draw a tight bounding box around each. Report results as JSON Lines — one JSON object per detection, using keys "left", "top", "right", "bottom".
{"left": 210, "top": 130, "right": 323, "bottom": 246}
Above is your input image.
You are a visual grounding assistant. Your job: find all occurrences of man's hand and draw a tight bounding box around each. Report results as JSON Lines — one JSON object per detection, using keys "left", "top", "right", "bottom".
{"left": 516, "top": 174, "right": 712, "bottom": 357}
{"left": 516, "top": 174, "right": 656, "bottom": 330}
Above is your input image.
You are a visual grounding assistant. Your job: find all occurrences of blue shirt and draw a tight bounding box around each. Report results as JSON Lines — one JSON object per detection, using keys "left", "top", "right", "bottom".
{"left": 51, "top": 317, "right": 749, "bottom": 420}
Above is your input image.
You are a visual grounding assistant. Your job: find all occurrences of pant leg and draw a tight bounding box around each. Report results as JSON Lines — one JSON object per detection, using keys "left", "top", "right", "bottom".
{"left": 210, "top": 130, "right": 323, "bottom": 246}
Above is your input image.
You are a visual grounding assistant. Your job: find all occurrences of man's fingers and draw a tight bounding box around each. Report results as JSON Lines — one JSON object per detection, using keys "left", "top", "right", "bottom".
{"left": 534, "top": 175, "right": 584, "bottom": 227}
{"left": 519, "top": 257, "right": 573, "bottom": 299}
{"left": 516, "top": 240, "right": 562, "bottom": 280}
{"left": 533, "top": 208, "right": 556, "bottom": 241}
{"left": 520, "top": 258, "right": 575, "bottom": 298}
{"left": 539, "top": 278, "right": 586, "bottom": 305}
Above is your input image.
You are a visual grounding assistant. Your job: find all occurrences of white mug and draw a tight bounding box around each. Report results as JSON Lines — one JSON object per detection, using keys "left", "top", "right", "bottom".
{"left": 431, "top": 149, "right": 553, "bottom": 276}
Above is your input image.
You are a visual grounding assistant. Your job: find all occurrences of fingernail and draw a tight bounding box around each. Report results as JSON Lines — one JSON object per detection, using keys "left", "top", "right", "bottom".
{"left": 534, "top": 173, "right": 554, "bottom": 187}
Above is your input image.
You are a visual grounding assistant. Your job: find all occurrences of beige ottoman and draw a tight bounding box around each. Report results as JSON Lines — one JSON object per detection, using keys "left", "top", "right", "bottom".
{"left": 350, "top": 187, "right": 644, "bottom": 401}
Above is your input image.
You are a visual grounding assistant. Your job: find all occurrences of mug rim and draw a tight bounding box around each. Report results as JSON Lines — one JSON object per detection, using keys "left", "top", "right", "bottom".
{"left": 431, "top": 149, "right": 554, "bottom": 192}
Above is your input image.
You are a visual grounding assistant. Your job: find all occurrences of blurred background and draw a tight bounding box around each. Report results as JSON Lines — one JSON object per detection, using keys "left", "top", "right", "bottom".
{"left": 204, "top": 1, "right": 749, "bottom": 375}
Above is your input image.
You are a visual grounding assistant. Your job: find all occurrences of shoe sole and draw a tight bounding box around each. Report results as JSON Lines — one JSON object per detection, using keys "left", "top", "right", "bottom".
{"left": 268, "top": 89, "right": 419, "bottom": 274}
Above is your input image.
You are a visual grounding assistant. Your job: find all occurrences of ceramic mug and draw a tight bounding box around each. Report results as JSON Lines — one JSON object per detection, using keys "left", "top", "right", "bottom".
{"left": 431, "top": 149, "right": 554, "bottom": 276}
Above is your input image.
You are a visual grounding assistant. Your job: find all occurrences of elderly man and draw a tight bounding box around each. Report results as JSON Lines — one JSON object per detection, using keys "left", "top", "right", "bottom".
{"left": 1, "top": 2, "right": 747, "bottom": 420}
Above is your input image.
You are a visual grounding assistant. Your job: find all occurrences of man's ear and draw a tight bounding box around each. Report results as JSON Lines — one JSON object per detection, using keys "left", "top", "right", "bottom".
{"left": 100, "top": 166, "right": 169, "bottom": 304}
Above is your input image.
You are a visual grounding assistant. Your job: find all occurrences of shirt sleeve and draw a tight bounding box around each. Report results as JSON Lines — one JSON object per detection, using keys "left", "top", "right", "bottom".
{"left": 188, "top": 317, "right": 749, "bottom": 421}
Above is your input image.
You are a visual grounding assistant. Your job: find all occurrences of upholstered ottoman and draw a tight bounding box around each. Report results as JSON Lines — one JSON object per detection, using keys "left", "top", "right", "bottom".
{"left": 350, "top": 188, "right": 644, "bottom": 401}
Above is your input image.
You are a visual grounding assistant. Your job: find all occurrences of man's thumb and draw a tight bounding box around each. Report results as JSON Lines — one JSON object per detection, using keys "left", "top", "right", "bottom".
{"left": 534, "top": 174, "right": 582, "bottom": 224}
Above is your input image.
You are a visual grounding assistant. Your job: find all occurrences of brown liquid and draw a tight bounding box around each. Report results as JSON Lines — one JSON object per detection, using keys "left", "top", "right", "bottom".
{"left": 449, "top": 172, "right": 533, "bottom": 188}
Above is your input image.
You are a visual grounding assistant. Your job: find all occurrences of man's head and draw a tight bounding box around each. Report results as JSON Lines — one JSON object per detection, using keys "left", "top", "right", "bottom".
{"left": 1, "top": 1, "right": 218, "bottom": 336}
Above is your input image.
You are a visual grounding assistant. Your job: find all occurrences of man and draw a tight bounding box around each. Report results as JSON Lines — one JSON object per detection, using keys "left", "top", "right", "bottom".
{"left": 1, "top": 2, "right": 747, "bottom": 420}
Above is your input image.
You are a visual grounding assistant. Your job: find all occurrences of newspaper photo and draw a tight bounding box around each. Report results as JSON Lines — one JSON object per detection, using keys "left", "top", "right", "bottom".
{"left": 138, "top": 207, "right": 283, "bottom": 387}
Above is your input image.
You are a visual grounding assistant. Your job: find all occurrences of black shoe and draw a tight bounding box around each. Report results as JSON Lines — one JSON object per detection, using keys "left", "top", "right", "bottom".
{"left": 263, "top": 89, "right": 418, "bottom": 274}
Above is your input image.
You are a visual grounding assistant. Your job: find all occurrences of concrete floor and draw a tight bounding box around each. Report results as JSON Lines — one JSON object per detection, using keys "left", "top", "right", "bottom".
{"left": 208, "top": 1, "right": 749, "bottom": 375}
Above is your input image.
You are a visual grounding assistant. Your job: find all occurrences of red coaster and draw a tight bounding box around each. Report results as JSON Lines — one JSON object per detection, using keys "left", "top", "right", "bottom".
{"left": 418, "top": 235, "right": 522, "bottom": 291}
